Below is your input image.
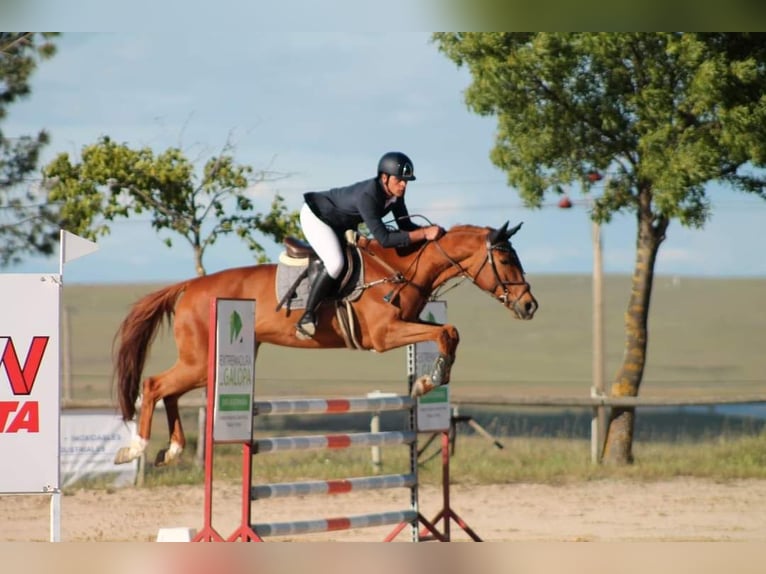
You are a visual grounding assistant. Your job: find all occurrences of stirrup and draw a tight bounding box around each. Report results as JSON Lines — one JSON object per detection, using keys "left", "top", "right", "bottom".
{"left": 295, "top": 318, "right": 316, "bottom": 340}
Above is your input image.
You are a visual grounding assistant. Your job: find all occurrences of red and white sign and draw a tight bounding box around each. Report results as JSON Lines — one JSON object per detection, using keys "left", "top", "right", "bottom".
{"left": 0, "top": 274, "right": 60, "bottom": 493}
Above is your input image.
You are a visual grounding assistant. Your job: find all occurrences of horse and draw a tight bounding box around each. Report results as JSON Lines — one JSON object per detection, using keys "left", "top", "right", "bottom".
{"left": 112, "top": 221, "right": 538, "bottom": 466}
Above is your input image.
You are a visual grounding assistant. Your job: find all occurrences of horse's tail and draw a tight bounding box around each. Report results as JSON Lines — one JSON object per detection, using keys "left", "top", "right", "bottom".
{"left": 113, "top": 281, "right": 189, "bottom": 421}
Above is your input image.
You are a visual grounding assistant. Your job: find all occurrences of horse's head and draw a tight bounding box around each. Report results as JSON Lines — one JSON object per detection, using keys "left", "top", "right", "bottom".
{"left": 443, "top": 222, "right": 538, "bottom": 320}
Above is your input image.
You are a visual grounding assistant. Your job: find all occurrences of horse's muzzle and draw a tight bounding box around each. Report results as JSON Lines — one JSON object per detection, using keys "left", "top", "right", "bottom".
{"left": 512, "top": 293, "right": 538, "bottom": 320}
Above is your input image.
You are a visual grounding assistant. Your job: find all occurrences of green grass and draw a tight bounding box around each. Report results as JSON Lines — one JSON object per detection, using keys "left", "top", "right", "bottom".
{"left": 131, "top": 432, "right": 766, "bottom": 492}
{"left": 122, "top": 399, "right": 766, "bottom": 490}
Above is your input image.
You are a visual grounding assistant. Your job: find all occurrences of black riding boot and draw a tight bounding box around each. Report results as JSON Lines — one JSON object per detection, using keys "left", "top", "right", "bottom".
{"left": 296, "top": 269, "right": 337, "bottom": 339}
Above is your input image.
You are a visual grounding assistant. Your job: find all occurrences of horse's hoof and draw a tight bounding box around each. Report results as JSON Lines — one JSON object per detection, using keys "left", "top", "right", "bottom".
{"left": 410, "top": 375, "right": 436, "bottom": 398}
{"left": 154, "top": 448, "right": 171, "bottom": 467}
{"left": 114, "top": 447, "right": 135, "bottom": 465}
{"left": 154, "top": 443, "right": 184, "bottom": 467}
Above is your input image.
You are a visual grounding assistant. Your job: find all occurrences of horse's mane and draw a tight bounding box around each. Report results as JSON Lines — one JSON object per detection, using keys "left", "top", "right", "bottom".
{"left": 443, "top": 224, "right": 490, "bottom": 235}
{"left": 364, "top": 224, "right": 489, "bottom": 258}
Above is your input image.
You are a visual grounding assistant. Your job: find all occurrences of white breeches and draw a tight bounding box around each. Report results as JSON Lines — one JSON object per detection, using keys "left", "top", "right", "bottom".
{"left": 300, "top": 203, "right": 344, "bottom": 279}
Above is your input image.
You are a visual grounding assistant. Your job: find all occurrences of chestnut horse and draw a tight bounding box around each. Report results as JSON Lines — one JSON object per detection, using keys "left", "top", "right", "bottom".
{"left": 112, "top": 221, "right": 538, "bottom": 466}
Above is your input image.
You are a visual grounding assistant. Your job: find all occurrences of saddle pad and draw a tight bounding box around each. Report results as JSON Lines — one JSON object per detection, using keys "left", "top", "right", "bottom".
{"left": 275, "top": 259, "right": 310, "bottom": 310}
{"left": 274, "top": 245, "right": 365, "bottom": 312}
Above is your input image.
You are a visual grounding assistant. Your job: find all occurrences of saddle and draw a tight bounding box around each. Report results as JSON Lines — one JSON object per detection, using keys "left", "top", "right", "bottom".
{"left": 275, "top": 231, "right": 364, "bottom": 313}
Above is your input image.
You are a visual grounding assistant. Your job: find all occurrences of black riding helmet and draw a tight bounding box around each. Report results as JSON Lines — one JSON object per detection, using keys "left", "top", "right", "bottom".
{"left": 377, "top": 151, "right": 416, "bottom": 181}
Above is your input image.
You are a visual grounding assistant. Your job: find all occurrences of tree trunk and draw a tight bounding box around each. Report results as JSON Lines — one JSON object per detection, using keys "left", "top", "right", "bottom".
{"left": 194, "top": 244, "right": 206, "bottom": 277}
{"left": 602, "top": 197, "right": 668, "bottom": 465}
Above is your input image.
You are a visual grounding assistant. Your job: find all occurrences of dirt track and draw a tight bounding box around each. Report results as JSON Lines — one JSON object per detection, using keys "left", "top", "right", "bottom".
{"left": 2, "top": 478, "right": 765, "bottom": 542}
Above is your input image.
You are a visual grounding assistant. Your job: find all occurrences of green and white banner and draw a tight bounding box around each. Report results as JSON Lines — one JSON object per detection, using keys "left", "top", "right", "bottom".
{"left": 414, "top": 301, "right": 451, "bottom": 432}
{"left": 213, "top": 299, "right": 256, "bottom": 442}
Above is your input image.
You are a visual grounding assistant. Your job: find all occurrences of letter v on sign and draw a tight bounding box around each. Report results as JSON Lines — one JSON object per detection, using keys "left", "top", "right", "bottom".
{"left": 0, "top": 337, "right": 49, "bottom": 395}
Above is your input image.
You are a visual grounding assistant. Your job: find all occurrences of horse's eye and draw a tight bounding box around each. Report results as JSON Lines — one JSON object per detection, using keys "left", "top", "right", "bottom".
{"left": 499, "top": 259, "right": 510, "bottom": 265}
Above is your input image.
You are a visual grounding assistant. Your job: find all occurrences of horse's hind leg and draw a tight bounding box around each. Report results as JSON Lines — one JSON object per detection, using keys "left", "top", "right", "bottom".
{"left": 114, "top": 375, "right": 158, "bottom": 464}
{"left": 152, "top": 362, "right": 206, "bottom": 465}
{"left": 114, "top": 363, "right": 205, "bottom": 465}
{"left": 154, "top": 394, "right": 184, "bottom": 467}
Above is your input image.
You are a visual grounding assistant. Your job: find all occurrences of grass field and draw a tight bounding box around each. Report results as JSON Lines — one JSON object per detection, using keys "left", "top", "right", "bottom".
{"left": 59, "top": 273, "right": 765, "bottom": 451}
{"left": 57, "top": 274, "right": 766, "bottom": 483}
{"left": 62, "top": 274, "right": 765, "bottom": 402}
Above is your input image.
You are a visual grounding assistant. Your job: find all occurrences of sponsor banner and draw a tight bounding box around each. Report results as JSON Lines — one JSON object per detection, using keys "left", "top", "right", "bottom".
{"left": 0, "top": 274, "right": 60, "bottom": 493}
{"left": 60, "top": 411, "right": 138, "bottom": 487}
{"left": 213, "top": 299, "right": 256, "bottom": 442}
{"left": 414, "top": 301, "right": 451, "bottom": 432}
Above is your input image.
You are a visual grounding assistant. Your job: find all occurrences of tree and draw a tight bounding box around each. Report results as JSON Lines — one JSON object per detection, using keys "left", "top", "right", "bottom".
{"left": 44, "top": 136, "right": 301, "bottom": 276}
{"left": 433, "top": 32, "right": 766, "bottom": 463}
{"left": 0, "top": 32, "right": 60, "bottom": 266}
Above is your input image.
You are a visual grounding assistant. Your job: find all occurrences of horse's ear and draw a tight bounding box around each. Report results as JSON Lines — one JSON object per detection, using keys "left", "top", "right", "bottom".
{"left": 489, "top": 221, "right": 509, "bottom": 244}
{"left": 507, "top": 222, "right": 523, "bottom": 238}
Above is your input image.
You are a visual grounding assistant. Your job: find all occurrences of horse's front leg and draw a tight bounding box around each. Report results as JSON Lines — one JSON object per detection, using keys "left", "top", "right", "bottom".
{"left": 379, "top": 320, "right": 459, "bottom": 398}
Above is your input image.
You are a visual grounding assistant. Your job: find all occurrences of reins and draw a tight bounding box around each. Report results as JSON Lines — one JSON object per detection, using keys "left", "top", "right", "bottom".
{"left": 358, "top": 228, "right": 530, "bottom": 310}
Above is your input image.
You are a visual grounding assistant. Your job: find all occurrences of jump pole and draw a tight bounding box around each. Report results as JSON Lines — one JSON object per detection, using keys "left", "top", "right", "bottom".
{"left": 234, "top": 395, "right": 428, "bottom": 541}
{"left": 193, "top": 296, "right": 424, "bottom": 542}
{"left": 194, "top": 298, "right": 479, "bottom": 542}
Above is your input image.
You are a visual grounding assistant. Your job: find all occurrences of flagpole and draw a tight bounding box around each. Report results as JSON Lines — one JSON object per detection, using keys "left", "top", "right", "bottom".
{"left": 59, "top": 229, "right": 65, "bottom": 278}
{"left": 54, "top": 229, "right": 98, "bottom": 542}
{"left": 54, "top": 229, "right": 64, "bottom": 541}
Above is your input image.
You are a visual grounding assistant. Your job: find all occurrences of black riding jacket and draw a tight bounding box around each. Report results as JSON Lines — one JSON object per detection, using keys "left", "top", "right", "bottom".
{"left": 304, "top": 177, "right": 420, "bottom": 248}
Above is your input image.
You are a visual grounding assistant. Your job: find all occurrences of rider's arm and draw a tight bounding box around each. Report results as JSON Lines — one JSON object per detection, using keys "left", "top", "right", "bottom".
{"left": 392, "top": 198, "right": 444, "bottom": 242}
{"left": 358, "top": 193, "right": 412, "bottom": 248}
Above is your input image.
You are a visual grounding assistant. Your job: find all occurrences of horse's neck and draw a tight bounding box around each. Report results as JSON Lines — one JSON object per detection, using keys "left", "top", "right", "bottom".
{"left": 370, "top": 231, "right": 483, "bottom": 291}
{"left": 424, "top": 236, "right": 483, "bottom": 289}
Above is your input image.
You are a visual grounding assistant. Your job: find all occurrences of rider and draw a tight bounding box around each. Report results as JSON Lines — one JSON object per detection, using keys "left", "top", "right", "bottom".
{"left": 295, "top": 151, "right": 445, "bottom": 339}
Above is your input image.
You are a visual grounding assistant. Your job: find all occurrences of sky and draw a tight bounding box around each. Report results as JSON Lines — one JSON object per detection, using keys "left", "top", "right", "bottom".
{"left": 4, "top": 32, "right": 766, "bottom": 284}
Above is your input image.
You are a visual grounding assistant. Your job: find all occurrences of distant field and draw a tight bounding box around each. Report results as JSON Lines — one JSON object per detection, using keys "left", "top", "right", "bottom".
{"left": 62, "top": 274, "right": 765, "bottom": 403}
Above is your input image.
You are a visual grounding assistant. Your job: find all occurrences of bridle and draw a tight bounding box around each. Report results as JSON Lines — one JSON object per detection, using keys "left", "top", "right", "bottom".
{"left": 361, "top": 227, "right": 531, "bottom": 311}
{"left": 431, "top": 235, "right": 530, "bottom": 310}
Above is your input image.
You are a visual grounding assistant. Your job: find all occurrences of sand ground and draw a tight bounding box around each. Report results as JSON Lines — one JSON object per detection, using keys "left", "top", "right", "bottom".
{"left": 1, "top": 478, "right": 765, "bottom": 542}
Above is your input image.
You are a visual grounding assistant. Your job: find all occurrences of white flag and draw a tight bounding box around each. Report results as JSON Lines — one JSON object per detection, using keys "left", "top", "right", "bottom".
{"left": 61, "top": 230, "right": 99, "bottom": 264}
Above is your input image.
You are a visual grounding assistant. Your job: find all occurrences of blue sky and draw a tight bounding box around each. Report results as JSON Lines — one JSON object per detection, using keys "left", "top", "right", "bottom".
{"left": 5, "top": 32, "right": 765, "bottom": 284}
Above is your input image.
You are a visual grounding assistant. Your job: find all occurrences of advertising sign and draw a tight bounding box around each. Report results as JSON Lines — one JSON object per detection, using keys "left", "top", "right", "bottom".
{"left": 212, "top": 299, "right": 256, "bottom": 442}
{"left": 0, "top": 274, "right": 60, "bottom": 493}
{"left": 60, "top": 411, "right": 138, "bottom": 487}
{"left": 414, "top": 301, "right": 451, "bottom": 432}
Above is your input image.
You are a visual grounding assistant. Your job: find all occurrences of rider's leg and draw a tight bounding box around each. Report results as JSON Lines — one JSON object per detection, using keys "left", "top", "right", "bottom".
{"left": 296, "top": 268, "right": 337, "bottom": 337}
{"left": 296, "top": 204, "right": 344, "bottom": 338}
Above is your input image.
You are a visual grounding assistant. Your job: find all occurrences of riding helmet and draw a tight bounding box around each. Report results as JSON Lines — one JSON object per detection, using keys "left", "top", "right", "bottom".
{"left": 377, "top": 151, "right": 416, "bottom": 181}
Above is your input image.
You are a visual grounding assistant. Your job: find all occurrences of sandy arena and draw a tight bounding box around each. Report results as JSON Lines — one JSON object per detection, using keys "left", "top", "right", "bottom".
{"left": 1, "top": 478, "right": 765, "bottom": 542}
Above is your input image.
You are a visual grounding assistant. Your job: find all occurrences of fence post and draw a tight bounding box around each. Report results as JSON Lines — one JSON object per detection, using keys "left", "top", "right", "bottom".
{"left": 196, "top": 406, "right": 206, "bottom": 468}
{"left": 590, "top": 386, "right": 603, "bottom": 464}
{"left": 368, "top": 390, "right": 398, "bottom": 473}
{"left": 371, "top": 410, "right": 382, "bottom": 472}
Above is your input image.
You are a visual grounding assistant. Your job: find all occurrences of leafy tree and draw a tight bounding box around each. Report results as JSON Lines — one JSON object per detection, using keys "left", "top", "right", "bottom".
{"left": 433, "top": 32, "right": 766, "bottom": 464}
{"left": 0, "top": 32, "right": 60, "bottom": 266}
{"left": 44, "top": 136, "right": 301, "bottom": 276}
